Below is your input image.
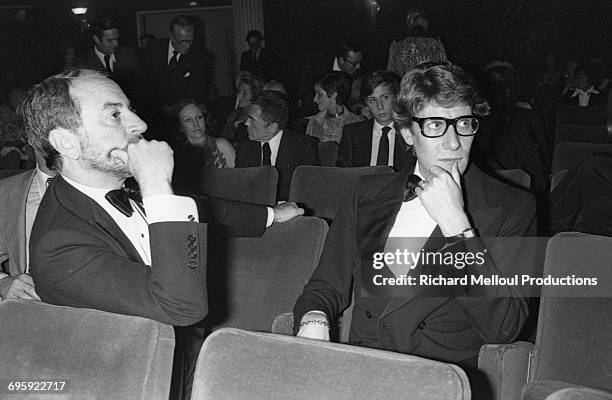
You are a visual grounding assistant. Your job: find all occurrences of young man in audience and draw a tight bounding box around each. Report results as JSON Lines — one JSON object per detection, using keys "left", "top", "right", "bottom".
{"left": 336, "top": 71, "right": 413, "bottom": 171}
{"left": 294, "top": 62, "right": 536, "bottom": 377}
{"left": 20, "top": 69, "right": 302, "bottom": 400}
{"left": 235, "top": 90, "right": 320, "bottom": 201}
{"left": 0, "top": 151, "right": 54, "bottom": 301}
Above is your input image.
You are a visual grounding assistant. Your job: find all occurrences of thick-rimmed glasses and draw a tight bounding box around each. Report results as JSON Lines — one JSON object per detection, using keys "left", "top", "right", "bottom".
{"left": 412, "top": 115, "right": 480, "bottom": 138}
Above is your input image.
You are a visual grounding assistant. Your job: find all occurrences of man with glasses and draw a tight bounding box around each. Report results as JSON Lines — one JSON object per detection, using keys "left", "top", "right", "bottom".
{"left": 294, "top": 62, "right": 536, "bottom": 376}
{"left": 297, "top": 41, "right": 364, "bottom": 117}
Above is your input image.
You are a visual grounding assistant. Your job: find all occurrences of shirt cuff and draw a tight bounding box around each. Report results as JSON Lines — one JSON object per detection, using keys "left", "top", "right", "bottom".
{"left": 0, "top": 272, "right": 9, "bottom": 280}
{"left": 266, "top": 207, "right": 274, "bottom": 228}
{"left": 143, "top": 194, "right": 199, "bottom": 223}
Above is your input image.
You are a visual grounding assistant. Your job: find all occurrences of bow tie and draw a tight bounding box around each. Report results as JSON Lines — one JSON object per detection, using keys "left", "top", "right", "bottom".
{"left": 403, "top": 174, "right": 422, "bottom": 202}
{"left": 105, "top": 188, "right": 143, "bottom": 217}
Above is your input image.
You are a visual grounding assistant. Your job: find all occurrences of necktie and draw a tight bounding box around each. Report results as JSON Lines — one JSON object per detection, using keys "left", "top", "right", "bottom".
{"left": 104, "top": 54, "right": 112, "bottom": 73}
{"left": 261, "top": 142, "right": 272, "bottom": 166}
{"left": 168, "top": 51, "right": 179, "bottom": 68}
{"left": 403, "top": 174, "right": 423, "bottom": 202}
{"left": 105, "top": 188, "right": 143, "bottom": 217}
{"left": 377, "top": 126, "right": 391, "bottom": 166}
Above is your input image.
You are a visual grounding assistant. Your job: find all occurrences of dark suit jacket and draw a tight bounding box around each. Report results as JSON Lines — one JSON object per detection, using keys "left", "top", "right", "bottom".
{"left": 29, "top": 175, "right": 268, "bottom": 326}
{"left": 336, "top": 119, "right": 412, "bottom": 171}
{"left": 235, "top": 130, "right": 320, "bottom": 201}
{"left": 142, "top": 39, "right": 210, "bottom": 104}
{"left": 294, "top": 163, "right": 536, "bottom": 366}
{"left": 239, "top": 47, "right": 276, "bottom": 80}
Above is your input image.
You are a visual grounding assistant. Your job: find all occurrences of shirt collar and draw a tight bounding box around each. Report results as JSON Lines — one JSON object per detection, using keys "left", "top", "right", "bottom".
{"left": 61, "top": 175, "right": 132, "bottom": 222}
{"left": 94, "top": 46, "right": 116, "bottom": 64}
{"left": 265, "top": 130, "right": 284, "bottom": 151}
{"left": 373, "top": 120, "right": 394, "bottom": 136}
{"left": 332, "top": 57, "right": 341, "bottom": 71}
{"left": 168, "top": 40, "right": 181, "bottom": 62}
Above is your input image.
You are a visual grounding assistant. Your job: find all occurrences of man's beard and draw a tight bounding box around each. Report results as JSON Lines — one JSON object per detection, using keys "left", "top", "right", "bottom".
{"left": 79, "top": 135, "right": 131, "bottom": 178}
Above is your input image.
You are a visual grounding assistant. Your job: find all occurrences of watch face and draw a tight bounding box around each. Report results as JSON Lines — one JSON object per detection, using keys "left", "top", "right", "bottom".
{"left": 462, "top": 228, "right": 476, "bottom": 239}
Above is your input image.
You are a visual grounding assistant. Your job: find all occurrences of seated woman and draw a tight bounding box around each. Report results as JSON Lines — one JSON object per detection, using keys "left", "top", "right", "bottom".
{"left": 220, "top": 72, "right": 263, "bottom": 144}
{"left": 305, "top": 71, "right": 362, "bottom": 143}
{"left": 172, "top": 99, "right": 235, "bottom": 193}
{"left": 294, "top": 62, "right": 536, "bottom": 376}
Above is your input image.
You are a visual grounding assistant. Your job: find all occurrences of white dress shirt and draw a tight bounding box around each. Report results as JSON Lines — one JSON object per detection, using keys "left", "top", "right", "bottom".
{"left": 94, "top": 46, "right": 115, "bottom": 72}
{"left": 62, "top": 176, "right": 199, "bottom": 266}
{"left": 262, "top": 130, "right": 284, "bottom": 166}
{"left": 369, "top": 120, "right": 396, "bottom": 167}
{"left": 167, "top": 41, "right": 182, "bottom": 64}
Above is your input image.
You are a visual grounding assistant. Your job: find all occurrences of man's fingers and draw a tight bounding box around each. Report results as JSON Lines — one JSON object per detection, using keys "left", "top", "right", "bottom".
{"left": 110, "top": 148, "right": 129, "bottom": 165}
{"left": 450, "top": 162, "right": 462, "bottom": 186}
{"left": 22, "top": 284, "right": 41, "bottom": 301}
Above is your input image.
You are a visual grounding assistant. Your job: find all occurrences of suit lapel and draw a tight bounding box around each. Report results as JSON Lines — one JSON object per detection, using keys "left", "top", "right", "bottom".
{"left": 54, "top": 177, "right": 145, "bottom": 264}
{"left": 355, "top": 120, "right": 374, "bottom": 166}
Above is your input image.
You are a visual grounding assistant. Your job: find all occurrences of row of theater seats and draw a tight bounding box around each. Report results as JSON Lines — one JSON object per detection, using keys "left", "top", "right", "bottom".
{"left": 1, "top": 231, "right": 610, "bottom": 399}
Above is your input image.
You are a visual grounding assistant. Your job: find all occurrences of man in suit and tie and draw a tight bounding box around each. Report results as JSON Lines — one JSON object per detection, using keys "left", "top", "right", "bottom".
{"left": 76, "top": 16, "right": 142, "bottom": 99}
{"left": 235, "top": 91, "right": 320, "bottom": 201}
{"left": 0, "top": 152, "right": 54, "bottom": 301}
{"left": 142, "top": 15, "right": 212, "bottom": 105}
{"left": 20, "top": 69, "right": 302, "bottom": 400}
{"left": 294, "top": 63, "right": 536, "bottom": 380}
{"left": 337, "top": 71, "right": 411, "bottom": 171}
{"left": 239, "top": 30, "right": 276, "bottom": 80}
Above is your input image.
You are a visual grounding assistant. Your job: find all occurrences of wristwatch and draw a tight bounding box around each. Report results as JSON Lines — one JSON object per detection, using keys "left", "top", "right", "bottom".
{"left": 446, "top": 227, "right": 477, "bottom": 243}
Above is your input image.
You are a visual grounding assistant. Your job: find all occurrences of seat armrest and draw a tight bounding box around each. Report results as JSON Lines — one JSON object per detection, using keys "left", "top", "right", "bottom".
{"left": 272, "top": 312, "right": 294, "bottom": 336}
{"left": 478, "top": 341, "right": 534, "bottom": 400}
{"left": 545, "top": 386, "right": 612, "bottom": 400}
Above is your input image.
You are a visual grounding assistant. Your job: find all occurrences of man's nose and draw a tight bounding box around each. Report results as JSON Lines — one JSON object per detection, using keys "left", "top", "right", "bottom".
{"left": 376, "top": 99, "right": 384, "bottom": 110}
{"left": 443, "top": 125, "right": 461, "bottom": 150}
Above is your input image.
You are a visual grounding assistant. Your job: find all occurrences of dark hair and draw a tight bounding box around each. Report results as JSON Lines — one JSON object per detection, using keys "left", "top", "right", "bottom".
{"left": 19, "top": 69, "right": 108, "bottom": 171}
{"left": 237, "top": 72, "right": 264, "bottom": 98}
{"left": 91, "top": 16, "right": 117, "bottom": 41}
{"left": 360, "top": 71, "right": 400, "bottom": 99}
{"left": 172, "top": 99, "right": 209, "bottom": 141}
{"left": 315, "top": 71, "right": 352, "bottom": 106}
{"left": 481, "top": 64, "right": 526, "bottom": 111}
{"left": 393, "top": 62, "right": 490, "bottom": 130}
{"left": 252, "top": 90, "right": 288, "bottom": 130}
{"left": 335, "top": 41, "right": 364, "bottom": 60}
{"left": 139, "top": 33, "right": 156, "bottom": 41}
{"left": 169, "top": 15, "right": 193, "bottom": 32}
{"left": 246, "top": 30, "right": 263, "bottom": 41}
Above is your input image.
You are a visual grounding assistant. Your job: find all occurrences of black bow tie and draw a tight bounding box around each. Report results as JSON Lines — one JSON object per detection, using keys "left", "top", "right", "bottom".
{"left": 403, "top": 174, "right": 422, "bottom": 202}
{"left": 105, "top": 188, "right": 143, "bottom": 217}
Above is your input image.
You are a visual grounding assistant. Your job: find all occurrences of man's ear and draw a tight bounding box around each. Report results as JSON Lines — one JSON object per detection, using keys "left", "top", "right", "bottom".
{"left": 267, "top": 121, "right": 279, "bottom": 134}
{"left": 48, "top": 128, "right": 80, "bottom": 160}
{"left": 399, "top": 127, "right": 414, "bottom": 146}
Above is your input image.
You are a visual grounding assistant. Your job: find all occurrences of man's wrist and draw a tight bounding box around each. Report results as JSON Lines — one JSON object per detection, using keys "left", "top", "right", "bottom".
{"left": 139, "top": 180, "right": 173, "bottom": 197}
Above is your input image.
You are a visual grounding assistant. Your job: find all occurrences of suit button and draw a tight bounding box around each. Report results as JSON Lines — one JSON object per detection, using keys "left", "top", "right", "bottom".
{"left": 365, "top": 311, "right": 372, "bottom": 319}
{"left": 189, "top": 251, "right": 197, "bottom": 259}
{"left": 352, "top": 340, "right": 363, "bottom": 345}
{"left": 187, "top": 234, "right": 196, "bottom": 242}
{"left": 188, "top": 261, "right": 198, "bottom": 269}
{"left": 188, "top": 242, "right": 197, "bottom": 251}
{"left": 418, "top": 321, "right": 427, "bottom": 329}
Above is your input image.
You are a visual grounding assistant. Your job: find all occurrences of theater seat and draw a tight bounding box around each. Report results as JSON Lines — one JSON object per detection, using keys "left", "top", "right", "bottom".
{"left": 478, "top": 232, "right": 612, "bottom": 400}
{"left": 545, "top": 387, "right": 612, "bottom": 400}
{"left": 0, "top": 300, "right": 175, "bottom": 400}
{"left": 199, "top": 166, "right": 278, "bottom": 206}
{"left": 191, "top": 328, "right": 471, "bottom": 400}
{"left": 494, "top": 169, "right": 532, "bottom": 190}
{"left": 288, "top": 166, "right": 394, "bottom": 221}
{"left": 551, "top": 141, "right": 612, "bottom": 176}
{"left": 206, "top": 216, "right": 328, "bottom": 332}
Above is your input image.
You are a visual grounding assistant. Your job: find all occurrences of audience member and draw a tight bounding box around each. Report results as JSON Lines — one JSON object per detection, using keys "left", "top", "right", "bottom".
{"left": 0, "top": 151, "right": 54, "bottom": 301}
{"left": 337, "top": 71, "right": 412, "bottom": 170}
{"left": 235, "top": 90, "right": 320, "bottom": 201}
{"left": 0, "top": 86, "right": 34, "bottom": 168}
{"left": 21, "top": 69, "right": 302, "bottom": 400}
{"left": 239, "top": 30, "right": 277, "bottom": 80}
{"left": 561, "top": 62, "right": 605, "bottom": 107}
{"left": 139, "top": 33, "right": 156, "bottom": 51}
{"left": 142, "top": 15, "right": 213, "bottom": 105}
{"left": 387, "top": 11, "right": 448, "bottom": 76}
{"left": 59, "top": 43, "right": 77, "bottom": 70}
{"left": 298, "top": 41, "right": 364, "bottom": 117}
{"left": 305, "top": 71, "right": 362, "bottom": 144}
{"left": 220, "top": 72, "right": 264, "bottom": 144}
{"left": 294, "top": 62, "right": 535, "bottom": 376}
{"left": 172, "top": 99, "right": 235, "bottom": 193}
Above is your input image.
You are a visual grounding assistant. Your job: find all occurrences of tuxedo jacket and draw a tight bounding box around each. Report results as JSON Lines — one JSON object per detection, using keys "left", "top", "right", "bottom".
{"left": 142, "top": 39, "right": 209, "bottom": 104}
{"left": 235, "top": 130, "right": 320, "bottom": 200}
{"left": 239, "top": 47, "right": 276, "bottom": 79}
{"left": 336, "top": 119, "right": 412, "bottom": 171}
{"left": 30, "top": 176, "right": 268, "bottom": 326}
{"left": 294, "top": 163, "right": 537, "bottom": 365}
{"left": 0, "top": 170, "right": 35, "bottom": 276}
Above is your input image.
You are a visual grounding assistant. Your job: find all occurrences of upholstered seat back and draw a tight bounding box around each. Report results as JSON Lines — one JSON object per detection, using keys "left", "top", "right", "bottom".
{"left": 0, "top": 300, "right": 175, "bottom": 400}
{"left": 199, "top": 166, "right": 278, "bottom": 206}
{"left": 191, "top": 328, "right": 471, "bottom": 400}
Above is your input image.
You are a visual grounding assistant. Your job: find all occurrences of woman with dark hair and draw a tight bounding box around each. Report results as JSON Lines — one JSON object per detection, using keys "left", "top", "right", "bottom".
{"left": 172, "top": 99, "right": 235, "bottom": 192}
{"left": 305, "top": 71, "right": 362, "bottom": 143}
{"left": 220, "top": 72, "right": 264, "bottom": 144}
{"left": 387, "top": 11, "right": 448, "bottom": 76}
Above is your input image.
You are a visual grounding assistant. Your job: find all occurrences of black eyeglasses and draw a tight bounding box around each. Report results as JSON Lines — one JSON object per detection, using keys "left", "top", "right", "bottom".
{"left": 343, "top": 58, "right": 362, "bottom": 67}
{"left": 411, "top": 115, "right": 480, "bottom": 138}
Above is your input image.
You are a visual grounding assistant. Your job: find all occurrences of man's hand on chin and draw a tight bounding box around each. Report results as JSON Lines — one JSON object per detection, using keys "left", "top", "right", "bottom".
{"left": 273, "top": 201, "right": 304, "bottom": 223}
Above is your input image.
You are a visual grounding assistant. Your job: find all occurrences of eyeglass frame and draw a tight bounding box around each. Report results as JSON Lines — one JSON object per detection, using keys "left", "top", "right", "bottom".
{"left": 342, "top": 57, "right": 362, "bottom": 67}
{"left": 411, "top": 115, "right": 480, "bottom": 138}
